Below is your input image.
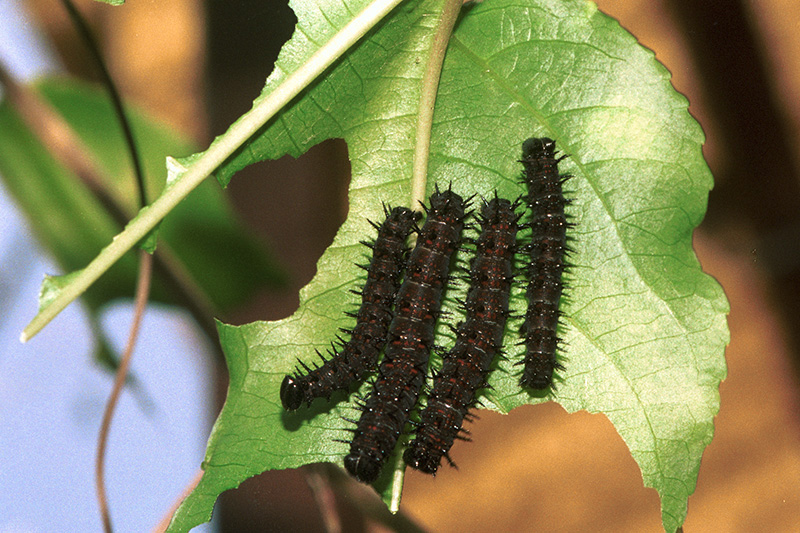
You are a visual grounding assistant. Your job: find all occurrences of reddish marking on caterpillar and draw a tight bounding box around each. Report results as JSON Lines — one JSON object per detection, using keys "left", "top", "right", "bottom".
{"left": 404, "top": 196, "right": 519, "bottom": 474}
{"left": 518, "top": 137, "right": 572, "bottom": 389}
{"left": 280, "top": 205, "right": 415, "bottom": 410}
{"left": 344, "top": 187, "right": 468, "bottom": 484}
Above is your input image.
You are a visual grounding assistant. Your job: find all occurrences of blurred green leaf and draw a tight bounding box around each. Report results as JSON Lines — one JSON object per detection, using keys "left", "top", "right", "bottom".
{"left": 0, "top": 77, "right": 286, "bottom": 331}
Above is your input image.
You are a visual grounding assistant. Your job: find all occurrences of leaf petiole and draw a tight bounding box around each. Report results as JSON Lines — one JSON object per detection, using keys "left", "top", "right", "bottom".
{"left": 411, "top": 0, "right": 463, "bottom": 210}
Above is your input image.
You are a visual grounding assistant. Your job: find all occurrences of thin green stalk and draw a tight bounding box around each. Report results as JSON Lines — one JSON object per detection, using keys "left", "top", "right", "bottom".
{"left": 409, "top": 0, "right": 463, "bottom": 211}
{"left": 20, "top": 0, "right": 405, "bottom": 342}
{"left": 389, "top": 452, "right": 407, "bottom": 513}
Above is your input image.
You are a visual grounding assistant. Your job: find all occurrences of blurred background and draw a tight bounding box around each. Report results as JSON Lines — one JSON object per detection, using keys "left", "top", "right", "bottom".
{"left": 1, "top": 0, "right": 800, "bottom": 531}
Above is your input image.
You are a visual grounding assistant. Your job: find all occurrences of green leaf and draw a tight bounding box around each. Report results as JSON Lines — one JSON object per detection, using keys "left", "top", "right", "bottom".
{"left": 93, "top": 0, "right": 124, "bottom": 5}
{"left": 0, "top": 78, "right": 286, "bottom": 327}
{"left": 170, "top": 0, "right": 728, "bottom": 532}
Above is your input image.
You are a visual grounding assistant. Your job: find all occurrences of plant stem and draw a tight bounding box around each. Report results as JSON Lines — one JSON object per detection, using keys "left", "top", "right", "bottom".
{"left": 96, "top": 251, "right": 153, "bottom": 533}
{"left": 410, "top": 0, "right": 463, "bottom": 211}
{"left": 305, "top": 465, "right": 342, "bottom": 533}
{"left": 61, "top": 0, "right": 148, "bottom": 207}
